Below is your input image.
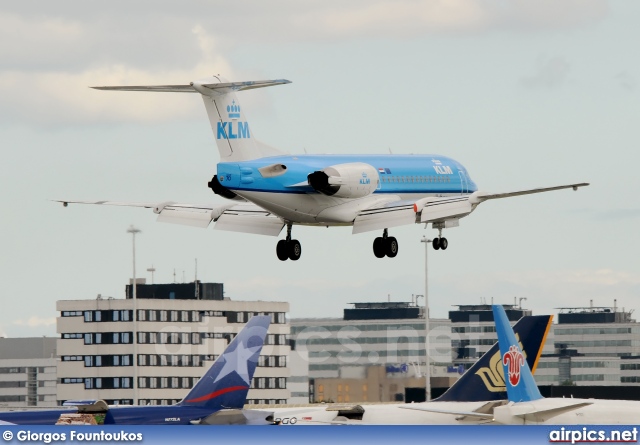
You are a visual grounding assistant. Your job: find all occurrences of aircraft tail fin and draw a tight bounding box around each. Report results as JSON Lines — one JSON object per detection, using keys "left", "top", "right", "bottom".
{"left": 435, "top": 313, "right": 552, "bottom": 402}
{"left": 493, "top": 305, "right": 544, "bottom": 403}
{"left": 92, "top": 77, "right": 291, "bottom": 162}
{"left": 178, "top": 315, "right": 270, "bottom": 410}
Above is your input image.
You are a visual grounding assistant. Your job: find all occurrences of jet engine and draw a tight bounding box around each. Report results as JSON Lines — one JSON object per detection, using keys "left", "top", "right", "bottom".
{"left": 307, "top": 162, "right": 379, "bottom": 198}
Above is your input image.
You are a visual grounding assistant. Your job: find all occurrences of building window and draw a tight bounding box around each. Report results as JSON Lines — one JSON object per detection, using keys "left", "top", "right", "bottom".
{"left": 62, "top": 311, "right": 82, "bottom": 317}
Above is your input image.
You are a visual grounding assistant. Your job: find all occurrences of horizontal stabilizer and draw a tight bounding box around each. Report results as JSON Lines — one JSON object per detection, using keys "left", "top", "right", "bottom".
{"left": 62, "top": 400, "right": 108, "bottom": 412}
{"left": 513, "top": 401, "right": 593, "bottom": 422}
{"left": 91, "top": 79, "right": 291, "bottom": 94}
{"left": 201, "top": 409, "right": 271, "bottom": 425}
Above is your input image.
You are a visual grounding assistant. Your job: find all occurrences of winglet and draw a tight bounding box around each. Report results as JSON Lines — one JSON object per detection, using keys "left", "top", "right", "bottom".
{"left": 179, "top": 315, "right": 270, "bottom": 410}
{"left": 493, "top": 305, "right": 543, "bottom": 403}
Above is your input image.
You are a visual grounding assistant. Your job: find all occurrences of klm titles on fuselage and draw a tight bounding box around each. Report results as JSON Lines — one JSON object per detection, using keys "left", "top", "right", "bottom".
{"left": 217, "top": 121, "right": 250, "bottom": 140}
{"left": 433, "top": 165, "right": 453, "bottom": 175}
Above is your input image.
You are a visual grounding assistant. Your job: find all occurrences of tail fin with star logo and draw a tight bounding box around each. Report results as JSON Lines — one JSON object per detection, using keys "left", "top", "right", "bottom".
{"left": 178, "top": 315, "right": 271, "bottom": 410}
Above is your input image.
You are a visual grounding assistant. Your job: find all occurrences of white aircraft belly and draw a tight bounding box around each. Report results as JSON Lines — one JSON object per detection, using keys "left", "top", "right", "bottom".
{"left": 234, "top": 191, "right": 409, "bottom": 225}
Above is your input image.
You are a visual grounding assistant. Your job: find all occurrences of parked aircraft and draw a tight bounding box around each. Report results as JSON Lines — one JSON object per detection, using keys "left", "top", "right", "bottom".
{"left": 58, "top": 77, "right": 588, "bottom": 261}
{"left": 0, "top": 316, "right": 270, "bottom": 425}
{"left": 490, "top": 304, "right": 640, "bottom": 425}
{"left": 252, "top": 313, "right": 553, "bottom": 425}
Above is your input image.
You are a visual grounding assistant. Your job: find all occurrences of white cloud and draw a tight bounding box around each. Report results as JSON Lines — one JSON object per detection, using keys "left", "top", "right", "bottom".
{"left": 0, "top": 12, "right": 85, "bottom": 65}
{"left": 13, "top": 316, "right": 57, "bottom": 328}
{"left": 0, "top": 27, "right": 234, "bottom": 125}
{"left": 281, "top": 0, "right": 608, "bottom": 40}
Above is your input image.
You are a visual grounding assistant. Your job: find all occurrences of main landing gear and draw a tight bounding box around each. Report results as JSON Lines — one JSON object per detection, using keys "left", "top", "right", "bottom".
{"left": 432, "top": 228, "right": 448, "bottom": 251}
{"left": 277, "top": 223, "right": 301, "bottom": 261}
{"left": 373, "top": 229, "right": 398, "bottom": 258}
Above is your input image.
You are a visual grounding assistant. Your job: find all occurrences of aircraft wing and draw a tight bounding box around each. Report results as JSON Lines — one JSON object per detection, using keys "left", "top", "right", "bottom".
{"left": 353, "top": 182, "right": 588, "bottom": 234}
{"left": 56, "top": 200, "right": 285, "bottom": 236}
{"left": 469, "top": 183, "right": 589, "bottom": 202}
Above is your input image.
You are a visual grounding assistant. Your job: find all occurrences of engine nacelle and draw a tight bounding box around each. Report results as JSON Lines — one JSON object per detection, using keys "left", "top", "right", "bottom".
{"left": 307, "top": 162, "right": 379, "bottom": 198}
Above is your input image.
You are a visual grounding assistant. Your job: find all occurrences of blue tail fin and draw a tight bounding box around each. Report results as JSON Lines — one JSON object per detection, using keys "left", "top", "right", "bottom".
{"left": 179, "top": 315, "right": 270, "bottom": 410}
{"left": 493, "top": 305, "right": 543, "bottom": 402}
{"left": 435, "top": 313, "right": 552, "bottom": 402}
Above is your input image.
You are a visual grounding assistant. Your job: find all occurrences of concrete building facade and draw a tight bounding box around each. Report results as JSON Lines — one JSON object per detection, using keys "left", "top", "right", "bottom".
{"left": 0, "top": 338, "right": 57, "bottom": 409}
{"left": 56, "top": 282, "right": 290, "bottom": 406}
{"left": 536, "top": 305, "right": 640, "bottom": 387}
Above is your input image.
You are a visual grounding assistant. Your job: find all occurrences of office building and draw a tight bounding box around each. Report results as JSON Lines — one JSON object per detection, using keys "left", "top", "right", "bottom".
{"left": 56, "top": 281, "right": 290, "bottom": 405}
{"left": 0, "top": 337, "right": 57, "bottom": 408}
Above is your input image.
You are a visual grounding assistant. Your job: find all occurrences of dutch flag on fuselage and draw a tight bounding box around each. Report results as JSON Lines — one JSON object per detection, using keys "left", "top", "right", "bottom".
{"left": 378, "top": 168, "right": 392, "bottom": 174}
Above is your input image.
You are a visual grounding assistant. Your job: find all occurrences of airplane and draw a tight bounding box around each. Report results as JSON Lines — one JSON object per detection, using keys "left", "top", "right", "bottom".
{"left": 57, "top": 76, "right": 588, "bottom": 261}
{"left": 247, "top": 312, "right": 554, "bottom": 425}
{"left": 0, "top": 315, "right": 270, "bottom": 425}
{"left": 489, "top": 304, "right": 640, "bottom": 425}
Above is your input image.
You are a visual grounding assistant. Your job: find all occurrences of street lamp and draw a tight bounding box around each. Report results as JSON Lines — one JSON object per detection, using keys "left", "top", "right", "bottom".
{"left": 127, "top": 225, "right": 141, "bottom": 406}
{"left": 147, "top": 265, "right": 156, "bottom": 285}
{"left": 420, "top": 236, "right": 431, "bottom": 401}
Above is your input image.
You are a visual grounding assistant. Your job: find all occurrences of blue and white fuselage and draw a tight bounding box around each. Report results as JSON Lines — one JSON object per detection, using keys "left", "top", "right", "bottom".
{"left": 217, "top": 154, "right": 477, "bottom": 225}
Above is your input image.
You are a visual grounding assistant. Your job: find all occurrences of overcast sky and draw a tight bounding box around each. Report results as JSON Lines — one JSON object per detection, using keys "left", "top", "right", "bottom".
{"left": 1, "top": 1, "right": 639, "bottom": 337}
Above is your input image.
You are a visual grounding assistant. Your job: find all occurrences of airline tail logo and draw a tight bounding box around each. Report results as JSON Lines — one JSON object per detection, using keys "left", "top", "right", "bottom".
{"left": 502, "top": 345, "right": 525, "bottom": 386}
{"left": 227, "top": 101, "right": 241, "bottom": 119}
{"left": 217, "top": 100, "right": 250, "bottom": 140}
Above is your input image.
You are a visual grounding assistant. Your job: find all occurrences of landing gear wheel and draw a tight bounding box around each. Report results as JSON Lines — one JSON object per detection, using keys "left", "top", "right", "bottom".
{"left": 373, "top": 237, "right": 386, "bottom": 258}
{"left": 432, "top": 238, "right": 441, "bottom": 250}
{"left": 386, "top": 237, "right": 398, "bottom": 258}
{"left": 288, "top": 239, "right": 302, "bottom": 261}
{"left": 276, "top": 240, "right": 289, "bottom": 261}
{"left": 440, "top": 237, "right": 448, "bottom": 250}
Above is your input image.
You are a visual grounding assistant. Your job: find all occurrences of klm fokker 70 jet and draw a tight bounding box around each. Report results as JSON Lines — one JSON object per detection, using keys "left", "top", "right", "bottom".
{"left": 59, "top": 77, "right": 588, "bottom": 261}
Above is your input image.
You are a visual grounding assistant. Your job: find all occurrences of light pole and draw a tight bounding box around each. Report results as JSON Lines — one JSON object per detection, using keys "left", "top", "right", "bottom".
{"left": 127, "top": 225, "right": 141, "bottom": 405}
{"left": 420, "top": 236, "right": 431, "bottom": 401}
{"left": 147, "top": 265, "right": 156, "bottom": 284}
